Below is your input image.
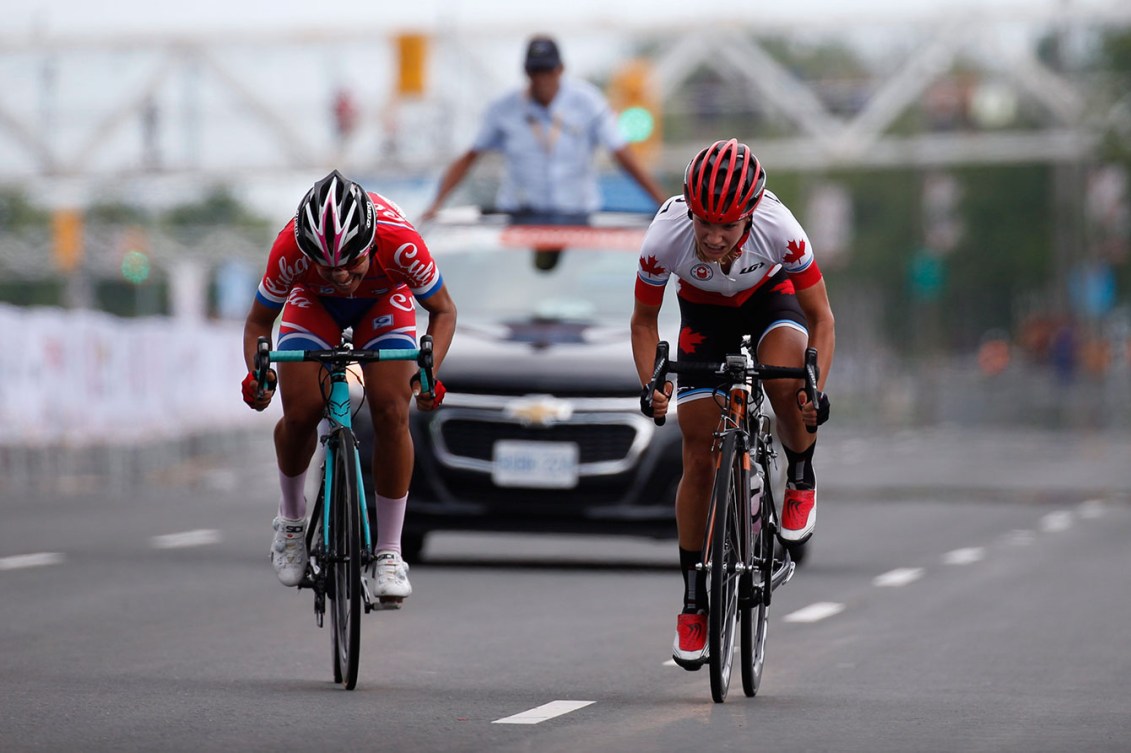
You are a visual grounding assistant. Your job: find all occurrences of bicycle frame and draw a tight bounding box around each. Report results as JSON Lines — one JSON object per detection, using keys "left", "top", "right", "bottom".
{"left": 644, "top": 339, "right": 817, "bottom": 702}
{"left": 254, "top": 335, "right": 433, "bottom": 689}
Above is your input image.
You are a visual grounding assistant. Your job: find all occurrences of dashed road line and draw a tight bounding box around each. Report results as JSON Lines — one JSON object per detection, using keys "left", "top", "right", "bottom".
{"left": 493, "top": 700, "right": 595, "bottom": 725}
{"left": 873, "top": 567, "right": 924, "bottom": 588}
{"left": 1003, "top": 529, "right": 1036, "bottom": 546}
{"left": 150, "top": 529, "right": 222, "bottom": 549}
{"left": 0, "top": 552, "right": 66, "bottom": 570}
{"left": 1079, "top": 499, "right": 1106, "bottom": 519}
{"left": 783, "top": 601, "right": 845, "bottom": 623}
{"left": 943, "top": 547, "right": 985, "bottom": 565}
{"left": 1040, "top": 511, "right": 1073, "bottom": 533}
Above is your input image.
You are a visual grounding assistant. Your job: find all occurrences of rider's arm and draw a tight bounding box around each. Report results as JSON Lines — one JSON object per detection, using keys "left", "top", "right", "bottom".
{"left": 243, "top": 299, "right": 280, "bottom": 372}
{"left": 422, "top": 149, "right": 481, "bottom": 220}
{"left": 630, "top": 300, "right": 663, "bottom": 387}
{"left": 611, "top": 146, "right": 667, "bottom": 208}
{"left": 794, "top": 278, "right": 835, "bottom": 393}
{"left": 415, "top": 284, "right": 457, "bottom": 375}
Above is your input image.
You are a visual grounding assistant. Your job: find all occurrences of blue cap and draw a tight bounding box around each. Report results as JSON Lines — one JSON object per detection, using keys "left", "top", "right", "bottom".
{"left": 524, "top": 36, "right": 562, "bottom": 73}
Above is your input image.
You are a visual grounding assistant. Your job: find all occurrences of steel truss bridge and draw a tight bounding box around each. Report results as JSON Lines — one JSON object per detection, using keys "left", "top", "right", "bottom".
{"left": 0, "top": 4, "right": 1129, "bottom": 194}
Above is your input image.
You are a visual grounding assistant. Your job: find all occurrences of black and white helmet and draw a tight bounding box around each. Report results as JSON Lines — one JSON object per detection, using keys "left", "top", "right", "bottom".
{"left": 294, "top": 170, "right": 376, "bottom": 267}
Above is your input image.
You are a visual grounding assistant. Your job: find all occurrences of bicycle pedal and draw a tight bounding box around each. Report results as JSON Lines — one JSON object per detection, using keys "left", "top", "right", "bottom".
{"left": 672, "top": 655, "right": 707, "bottom": 672}
{"left": 375, "top": 597, "right": 404, "bottom": 611}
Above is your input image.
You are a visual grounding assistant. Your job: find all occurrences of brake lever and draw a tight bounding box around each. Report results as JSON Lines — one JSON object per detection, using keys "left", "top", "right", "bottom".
{"left": 804, "top": 347, "right": 819, "bottom": 434}
{"left": 643, "top": 341, "right": 670, "bottom": 427}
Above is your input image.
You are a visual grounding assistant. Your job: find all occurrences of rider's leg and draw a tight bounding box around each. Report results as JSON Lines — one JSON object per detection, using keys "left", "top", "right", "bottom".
{"left": 274, "top": 360, "right": 327, "bottom": 519}
{"left": 360, "top": 358, "right": 416, "bottom": 603}
{"left": 675, "top": 396, "right": 721, "bottom": 613}
{"left": 361, "top": 360, "right": 416, "bottom": 550}
{"left": 757, "top": 323, "right": 812, "bottom": 457}
{"left": 758, "top": 323, "right": 818, "bottom": 541}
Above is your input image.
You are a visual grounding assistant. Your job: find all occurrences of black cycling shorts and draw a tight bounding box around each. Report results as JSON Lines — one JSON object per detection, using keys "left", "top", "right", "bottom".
{"left": 675, "top": 270, "right": 808, "bottom": 400}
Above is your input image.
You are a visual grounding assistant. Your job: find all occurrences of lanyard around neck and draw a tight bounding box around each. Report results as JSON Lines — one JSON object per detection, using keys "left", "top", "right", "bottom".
{"left": 526, "top": 108, "right": 563, "bottom": 154}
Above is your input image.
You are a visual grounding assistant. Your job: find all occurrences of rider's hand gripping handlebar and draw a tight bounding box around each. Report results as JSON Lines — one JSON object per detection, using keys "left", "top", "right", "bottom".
{"left": 803, "top": 347, "right": 819, "bottom": 435}
{"left": 642, "top": 341, "right": 670, "bottom": 427}
{"left": 254, "top": 336, "right": 277, "bottom": 399}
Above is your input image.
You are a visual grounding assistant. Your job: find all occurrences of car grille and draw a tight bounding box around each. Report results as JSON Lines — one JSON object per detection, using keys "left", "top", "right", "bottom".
{"left": 439, "top": 419, "right": 636, "bottom": 464}
{"left": 427, "top": 402, "right": 654, "bottom": 478}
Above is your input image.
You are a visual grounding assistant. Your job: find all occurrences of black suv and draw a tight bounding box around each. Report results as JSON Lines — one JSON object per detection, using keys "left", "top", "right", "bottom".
{"left": 355, "top": 214, "right": 684, "bottom": 560}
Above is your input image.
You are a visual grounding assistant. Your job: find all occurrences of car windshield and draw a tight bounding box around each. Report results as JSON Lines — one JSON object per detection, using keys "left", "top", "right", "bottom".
{"left": 424, "top": 222, "right": 678, "bottom": 323}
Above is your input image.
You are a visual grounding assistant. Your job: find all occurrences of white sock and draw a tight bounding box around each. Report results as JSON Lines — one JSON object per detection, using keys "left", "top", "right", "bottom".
{"left": 374, "top": 493, "right": 408, "bottom": 554}
{"left": 278, "top": 469, "right": 308, "bottom": 520}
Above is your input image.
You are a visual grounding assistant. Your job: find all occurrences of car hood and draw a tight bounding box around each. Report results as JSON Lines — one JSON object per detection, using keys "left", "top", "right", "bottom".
{"left": 437, "top": 318, "right": 641, "bottom": 396}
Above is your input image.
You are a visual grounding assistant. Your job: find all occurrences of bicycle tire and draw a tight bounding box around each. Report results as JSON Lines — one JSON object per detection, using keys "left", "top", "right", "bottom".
{"left": 708, "top": 432, "right": 743, "bottom": 703}
{"left": 740, "top": 457, "right": 772, "bottom": 697}
{"left": 328, "top": 428, "right": 363, "bottom": 690}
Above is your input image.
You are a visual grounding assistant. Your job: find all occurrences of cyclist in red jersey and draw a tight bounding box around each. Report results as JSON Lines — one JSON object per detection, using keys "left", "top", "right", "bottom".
{"left": 241, "top": 170, "right": 456, "bottom": 606}
{"left": 630, "top": 140, "right": 835, "bottom": 667}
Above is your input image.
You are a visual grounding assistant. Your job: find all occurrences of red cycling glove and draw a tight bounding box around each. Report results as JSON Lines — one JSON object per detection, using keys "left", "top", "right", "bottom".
{"left": 242, "top": 370, "right": 276, "bottom": 409}
{"left": 411, "top": 375, "right": 446, "bottom": 407}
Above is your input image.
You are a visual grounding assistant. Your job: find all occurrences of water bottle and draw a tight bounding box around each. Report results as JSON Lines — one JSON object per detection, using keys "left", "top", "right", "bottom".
{"left": 749, "top": 464, "right": 764, "bottom": 535}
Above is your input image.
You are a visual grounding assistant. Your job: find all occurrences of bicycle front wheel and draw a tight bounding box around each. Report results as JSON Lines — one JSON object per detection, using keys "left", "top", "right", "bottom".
{"left": 740, "top": 464, "right": 772, "bottom": 697}
{"left": 708, "top": 432, "right": 743, "bottom": 703}
{"left": 328, "top": 428, "right": 363, "bottom": 690}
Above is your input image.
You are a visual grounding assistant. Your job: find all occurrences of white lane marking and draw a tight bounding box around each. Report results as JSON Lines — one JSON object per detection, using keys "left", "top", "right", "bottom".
{"left": 873, "top": 567, "right": 924, "bottom": 588}
{"left": 1079, "top": 499, "right": 1106, "bottom": 519}
{"left": 492, "top": 700, "right": 595, "bottom": 725}
{"left": 1040, "top": 511, "right": 1073, "bottom": 533}
{"left": 1003, "top": 529, "right": 1035, "bottom": 546}
{"left": 943, "top": 547, "right": 985, "bottom": 565}
{"left": 150, "top": 529, "right": 222, "bottom": 549}
{"left": 0, "top": 552, "right": 66, "bottom": 570}
{"left": 783, "top": 602, "right": 845, "bottom": 623}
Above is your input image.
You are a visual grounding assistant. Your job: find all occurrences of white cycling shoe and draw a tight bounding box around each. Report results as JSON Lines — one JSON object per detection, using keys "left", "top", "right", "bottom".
{"left": 367, "top": 550, "right": 412, "bottom": 608}
{"left": 270, "top": 516, "right": 307, "bottom": 587}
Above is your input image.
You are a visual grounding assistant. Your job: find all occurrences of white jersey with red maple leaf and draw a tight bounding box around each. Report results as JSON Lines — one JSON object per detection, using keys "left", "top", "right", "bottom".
{"left": 635, "top": 191, "right": 822, "bottom": 308}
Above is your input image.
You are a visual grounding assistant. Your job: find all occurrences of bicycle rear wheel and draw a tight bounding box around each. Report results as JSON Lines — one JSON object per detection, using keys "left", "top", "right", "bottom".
{"left": 740, "top": 461, "right": 772, "bottom": 697}
{"left": 708, "top": 432, "right": 743, "bottom": 703}
{"left": 328, "top": 428, "right": 363, "bottom": 690}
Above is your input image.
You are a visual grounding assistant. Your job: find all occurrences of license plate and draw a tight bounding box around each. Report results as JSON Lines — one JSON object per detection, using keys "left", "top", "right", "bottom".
{"left": 492, "top": 440, "right": 579, "bottom": 489}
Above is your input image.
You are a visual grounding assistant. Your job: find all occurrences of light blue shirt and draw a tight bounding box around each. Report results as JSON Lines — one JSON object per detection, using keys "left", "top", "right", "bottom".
{"left": 472, "top": 77, "right": 626, "bottom": 214}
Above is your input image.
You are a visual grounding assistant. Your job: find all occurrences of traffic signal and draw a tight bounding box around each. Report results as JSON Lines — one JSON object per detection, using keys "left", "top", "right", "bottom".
{"left": 52, "top": 209, "right": 83, "bottom": 272}
{"left": 607, "top": 59, "right": 661, "bottom": 163}
{"left": 396, "top": 33, "right": 429, "bottom": 97}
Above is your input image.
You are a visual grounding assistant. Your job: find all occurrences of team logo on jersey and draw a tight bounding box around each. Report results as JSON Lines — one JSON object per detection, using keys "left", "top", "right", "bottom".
{"left": 372, "top": 314, "right": 394, "bottom": 330}
{"left": 690, "top": 263, "right": 714, "bottom": 282}
{"left": 394, "top": 243, "right": 437, "bottom": 289}
{"left": 640, "top": 255, "right": 666, "bottom": 277}
{"left": 784, "top": 239, "right": 807, "bottom": 264}
{"left": 679, "top": 326, "right": 706, "bottom": 354}
{"left": 389, "top": 292, "right": 414, "bottom": 312}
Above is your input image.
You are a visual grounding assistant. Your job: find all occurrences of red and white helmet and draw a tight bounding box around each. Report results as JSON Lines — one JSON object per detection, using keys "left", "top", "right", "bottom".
{"left": 294, "top": 170, "right": 376, "bottom": 267}
{"left": 683, "top": 139, "right": 767, "bottom": 224}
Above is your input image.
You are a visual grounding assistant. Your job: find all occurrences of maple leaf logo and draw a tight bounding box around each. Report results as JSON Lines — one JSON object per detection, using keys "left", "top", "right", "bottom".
{"left": 784, "top": 239, "right": 807, "bottom": 264}
{"left": 772, "top": 279, "right": 795, "bottom": 295}
{"left": 679, "top": 326, "right": 706, "bottom": 354}
{"left": 640, "top": 255, "right": 666, "bottom": 276}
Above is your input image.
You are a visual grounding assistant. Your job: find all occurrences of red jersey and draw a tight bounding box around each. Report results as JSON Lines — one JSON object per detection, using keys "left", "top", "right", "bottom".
{"left": 255, "top": 192, "right": 442, "bottom": 309}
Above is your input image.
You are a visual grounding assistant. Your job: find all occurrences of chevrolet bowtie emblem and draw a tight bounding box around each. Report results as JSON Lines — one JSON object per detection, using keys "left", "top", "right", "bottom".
{"left": 504, "top": 396, "right": 573, "bottom": 427}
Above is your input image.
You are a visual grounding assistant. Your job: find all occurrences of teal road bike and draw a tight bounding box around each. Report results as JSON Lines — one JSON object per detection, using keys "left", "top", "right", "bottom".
{"left": 255, "top": 334, "right": 434, "bottom": 690}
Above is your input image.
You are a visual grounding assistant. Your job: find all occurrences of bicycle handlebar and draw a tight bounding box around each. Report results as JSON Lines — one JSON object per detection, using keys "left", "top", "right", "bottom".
{"left": 643, "top": 341, "right": 820, "bottom": 433}
{"left": 254, "top": 335, "right": 436, "bottom": 397}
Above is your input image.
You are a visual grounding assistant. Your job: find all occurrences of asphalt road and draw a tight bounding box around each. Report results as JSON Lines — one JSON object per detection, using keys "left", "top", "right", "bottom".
{"left": 2, "top": 427, "right": 1130, "bottom": 753}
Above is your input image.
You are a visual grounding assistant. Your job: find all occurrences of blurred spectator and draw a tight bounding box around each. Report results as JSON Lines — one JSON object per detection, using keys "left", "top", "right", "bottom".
{"left": 977, "top": 329, "right": 1011, "bottom": 377}
{"left": 421, "top": 35, "right": 667, "bottom": 223}
{"left": 332, "top": 88, "right": 359, "bottom": 143}
{"left": 1050, "top": 321, "right": 1078, "bottom": 383}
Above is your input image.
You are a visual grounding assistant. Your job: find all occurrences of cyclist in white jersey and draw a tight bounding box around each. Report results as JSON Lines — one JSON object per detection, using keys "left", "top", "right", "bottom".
{"left": 630, "top": 139, "right": 835, "bottom": 668}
